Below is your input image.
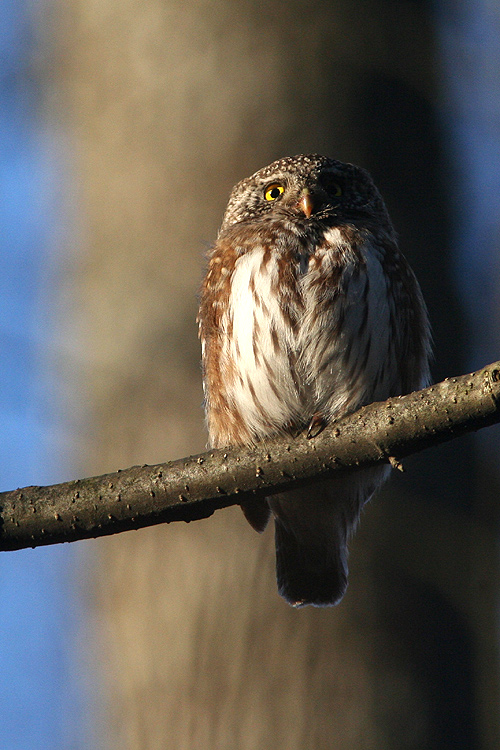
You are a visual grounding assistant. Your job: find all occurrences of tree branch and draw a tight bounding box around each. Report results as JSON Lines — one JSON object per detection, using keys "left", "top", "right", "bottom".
{"left": 1, "top": 361, "right": 500, "bottom": 552}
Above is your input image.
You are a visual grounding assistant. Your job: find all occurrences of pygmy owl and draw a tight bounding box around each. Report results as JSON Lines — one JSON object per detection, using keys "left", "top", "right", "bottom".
{"left": 198, "top": 154, "right": 430, "bottom": 607}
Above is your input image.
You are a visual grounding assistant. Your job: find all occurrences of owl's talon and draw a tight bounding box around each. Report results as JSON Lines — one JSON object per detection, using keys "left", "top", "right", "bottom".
{"left": 306, "top": 413, "right": 326, "bottom": 438}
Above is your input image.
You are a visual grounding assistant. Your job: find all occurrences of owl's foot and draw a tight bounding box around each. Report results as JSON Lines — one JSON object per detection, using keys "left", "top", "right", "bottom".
{"left": 306, "top": 412, "right": 326, "bottom": 438}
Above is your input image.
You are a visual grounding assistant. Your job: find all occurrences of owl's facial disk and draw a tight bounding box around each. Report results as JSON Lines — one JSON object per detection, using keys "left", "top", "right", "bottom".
{"left": 261, "top": 178, "right": 341, "bottom": 220}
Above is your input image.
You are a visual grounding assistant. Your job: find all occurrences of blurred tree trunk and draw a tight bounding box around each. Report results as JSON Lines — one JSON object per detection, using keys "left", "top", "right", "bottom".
{"left": 49, "top": 1, "right": 498, "bottom": 747}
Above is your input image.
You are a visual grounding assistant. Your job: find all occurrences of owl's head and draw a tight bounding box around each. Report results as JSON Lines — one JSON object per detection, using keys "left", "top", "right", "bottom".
{"left": 219, "top": 154, "right": 393, "bottom": 236}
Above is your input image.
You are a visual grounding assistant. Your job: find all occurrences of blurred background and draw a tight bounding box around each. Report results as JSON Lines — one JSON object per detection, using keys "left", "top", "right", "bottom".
{"left": 1, "top": 1, "right": 500, "bottom": 748}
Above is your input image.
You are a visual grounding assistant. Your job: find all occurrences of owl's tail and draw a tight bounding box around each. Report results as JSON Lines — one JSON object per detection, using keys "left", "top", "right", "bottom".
{"left": 272, "top": 491, "right": 351, "bottom": 607}
{"left": 269, "top": 468, "right": 388, "bottom": 607}
{"left": 274, "top": 516, "right": 348, "bottom": 606}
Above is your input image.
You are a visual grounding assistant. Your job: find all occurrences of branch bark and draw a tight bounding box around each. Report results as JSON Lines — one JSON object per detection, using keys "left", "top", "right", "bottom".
{"left": 1, "top": 361, "right": 499, "bottom": 552}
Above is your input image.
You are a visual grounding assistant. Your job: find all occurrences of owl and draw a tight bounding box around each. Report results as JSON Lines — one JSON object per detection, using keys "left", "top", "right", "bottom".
{"left": 198, "top": 154, "right": 431, "bottom": 607}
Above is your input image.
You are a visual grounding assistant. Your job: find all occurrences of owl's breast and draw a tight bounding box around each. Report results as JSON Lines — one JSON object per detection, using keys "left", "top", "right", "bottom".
{"left": 211, "top": 228, "right": 368, "bottom": 441}
{"left": 217, "top": 245, "right": 306, "bottom": 440}
{"left": 203, "top": 226, "right": 402, "bottom": 445}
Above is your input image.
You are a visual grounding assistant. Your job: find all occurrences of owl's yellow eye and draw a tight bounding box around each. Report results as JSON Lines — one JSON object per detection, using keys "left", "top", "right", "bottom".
{"left": 264, "top": 183, "right": 285, "bottom": 201}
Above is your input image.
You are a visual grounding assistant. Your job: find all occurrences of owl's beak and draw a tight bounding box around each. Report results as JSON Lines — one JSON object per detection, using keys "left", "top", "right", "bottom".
{"left": 298, "top": 189, "right": 314, "bottom": 219}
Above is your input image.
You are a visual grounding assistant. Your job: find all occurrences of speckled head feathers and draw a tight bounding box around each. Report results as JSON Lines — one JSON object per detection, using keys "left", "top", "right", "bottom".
{"left": 219, "top": 154, "right": 392, "bottom": 234}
